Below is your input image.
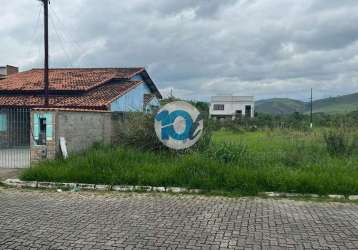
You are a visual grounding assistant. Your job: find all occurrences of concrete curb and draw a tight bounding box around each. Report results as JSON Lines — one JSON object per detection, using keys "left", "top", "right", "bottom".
{"left": 259, "top": 192, "right": 357, "bottom": 200}
{"left": 2, "top": 179, "right": 358, "bottom": 200}
{"left": 1, "top": 179, "right": 202, "bottom": 194}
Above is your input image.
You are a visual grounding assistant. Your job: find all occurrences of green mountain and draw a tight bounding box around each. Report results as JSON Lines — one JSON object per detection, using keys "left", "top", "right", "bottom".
{"left": 256, "top": 92, "right": 358, "bottom": 115}
{"left": 255, "top": 98, "right": 305, "bottom": 115}
{"left": 308, "top": 92, "right": 358, "bottom": 114}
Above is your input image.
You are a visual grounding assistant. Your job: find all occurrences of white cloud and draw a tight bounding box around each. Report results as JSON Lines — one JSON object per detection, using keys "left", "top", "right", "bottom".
{"left": 1, "top": 0, "right": 358, "bottom": 101}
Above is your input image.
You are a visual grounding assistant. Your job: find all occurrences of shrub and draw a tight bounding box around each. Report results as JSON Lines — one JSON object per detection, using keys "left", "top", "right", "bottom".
{"left": 323, "top": 130, "right": 351, "bottom": 157}
{"left": 281, "top": 142, "right": 307, "bottom": 167}
{"left": 281, "top": 141, "right": 326, "bottom": 168}
{"left": 350, "top": 135, "right": 358, "bottom": 155}
{"left": 112, "top": 112, "right": 165, "bottom": 151}
{"left": 191, "top": 127, "right": 212, "bottom": 153}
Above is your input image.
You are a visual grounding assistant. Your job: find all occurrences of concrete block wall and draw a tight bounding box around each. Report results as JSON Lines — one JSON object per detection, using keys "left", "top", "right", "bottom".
{"left": 56, "top": 111, "right": 112, "bottom": 154}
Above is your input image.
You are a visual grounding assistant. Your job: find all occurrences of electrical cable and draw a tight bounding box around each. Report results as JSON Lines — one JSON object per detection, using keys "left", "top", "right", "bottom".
{"left": 48, "top": 12, "right": 74, "bottom": 67}
{"left": 25, "top": 4, "right": 42, "bottom": 68}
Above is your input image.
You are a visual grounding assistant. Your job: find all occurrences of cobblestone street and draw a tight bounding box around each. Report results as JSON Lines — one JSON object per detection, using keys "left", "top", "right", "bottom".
{"left": 0, "top": 188, "right": 357, "bottom": 250}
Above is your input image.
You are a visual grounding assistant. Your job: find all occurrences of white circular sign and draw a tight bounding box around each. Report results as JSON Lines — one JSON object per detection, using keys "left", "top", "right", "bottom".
{"left": 154, "top": 101, "right": 204, "bottom": 150}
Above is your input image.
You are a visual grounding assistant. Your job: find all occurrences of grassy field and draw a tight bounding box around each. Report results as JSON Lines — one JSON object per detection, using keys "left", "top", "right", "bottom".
{"left": 21, "top": 129, "right": 358, "bottom": 196}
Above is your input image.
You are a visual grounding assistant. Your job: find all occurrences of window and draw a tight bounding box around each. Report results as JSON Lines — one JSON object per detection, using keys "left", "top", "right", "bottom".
{"left": 213, "top": 104, "right": 225, "bottom": 111}
{"left": 34, "top": 113, "right": 53, "bottom": 145}
{"left": 0, "top": 113, "right": 7, "bottom": 132}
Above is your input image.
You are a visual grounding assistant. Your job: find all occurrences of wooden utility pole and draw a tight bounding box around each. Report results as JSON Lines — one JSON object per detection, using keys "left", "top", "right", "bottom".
{"left": 310, "top": 88, "right": 313, "bottom": 128}
{"left": 40, "top": 0, "right": 50, "bottom": 107}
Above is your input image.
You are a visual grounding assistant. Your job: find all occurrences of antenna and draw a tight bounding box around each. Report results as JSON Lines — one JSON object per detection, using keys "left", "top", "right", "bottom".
{"left": 38, "top": 0, "right": 50, "bottom": 107}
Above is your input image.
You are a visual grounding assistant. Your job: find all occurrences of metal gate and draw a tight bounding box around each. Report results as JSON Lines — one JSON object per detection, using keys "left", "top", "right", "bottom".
{"left": 0, "top": 108, "right": 31, "bottom": 168}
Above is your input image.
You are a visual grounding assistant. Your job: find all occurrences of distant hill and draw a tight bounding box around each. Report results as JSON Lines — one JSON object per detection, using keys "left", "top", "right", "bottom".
{"left": 256, "top": 92, "right": 358, "bottom": 115}
{"left": 255, "top": 98, "right": 305, "bottom": 115}
{"left": 308, "top": 92, "right": 358, "bottom": 114}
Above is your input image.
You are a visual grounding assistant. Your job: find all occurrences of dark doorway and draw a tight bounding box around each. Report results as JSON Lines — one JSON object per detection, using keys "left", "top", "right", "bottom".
{"left": 245, "top": 105, "right": 252, "bottom": 118}
{"left": 38, "top": 118, "right": 47, "bottom": 145}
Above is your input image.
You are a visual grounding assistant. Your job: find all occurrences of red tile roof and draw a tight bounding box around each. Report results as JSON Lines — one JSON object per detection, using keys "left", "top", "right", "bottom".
{"left": 0, "top": 80, "right": 142, "bottom": 110}
{"left": 0, "top": 68, "right": 162, "bottom": 110}
{"left": 0, "top": 68, "right": 144, "bottom": 91}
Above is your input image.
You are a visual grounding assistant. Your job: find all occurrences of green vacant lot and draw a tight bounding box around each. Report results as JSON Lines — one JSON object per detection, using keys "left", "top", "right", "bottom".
{"left": 22, "top": 129, "right": 358, "bottom": 196}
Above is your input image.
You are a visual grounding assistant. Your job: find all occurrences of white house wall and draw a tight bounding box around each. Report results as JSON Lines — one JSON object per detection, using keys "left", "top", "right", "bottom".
{"left": 210, "top": 102, "right": 255, "bottom": 117}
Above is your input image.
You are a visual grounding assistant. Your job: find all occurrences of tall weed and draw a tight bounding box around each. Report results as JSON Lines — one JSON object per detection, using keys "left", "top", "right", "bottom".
{"left": 206, "top": 142, "right": 248, "bottom": 164}
{"left": 323, "top": 130, "right": 355, "bottom": 157}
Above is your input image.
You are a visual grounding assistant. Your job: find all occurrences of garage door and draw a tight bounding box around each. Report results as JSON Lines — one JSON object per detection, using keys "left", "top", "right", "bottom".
{"left": 0, "top": 148, "right": 30, "bottom": 168}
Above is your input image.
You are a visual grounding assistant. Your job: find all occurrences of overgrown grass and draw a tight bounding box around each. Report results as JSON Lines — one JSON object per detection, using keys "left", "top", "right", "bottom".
{"left": 21, "top": 129, "right": 358, "bottom": 196}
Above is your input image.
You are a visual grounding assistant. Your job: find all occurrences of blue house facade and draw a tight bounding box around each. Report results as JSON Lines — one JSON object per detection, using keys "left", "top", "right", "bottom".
{"left": 110, "top": 74, "right": 160, "bottom": 112}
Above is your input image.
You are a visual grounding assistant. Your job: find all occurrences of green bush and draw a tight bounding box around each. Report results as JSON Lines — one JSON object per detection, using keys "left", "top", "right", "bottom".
{"left": 112, "top": 112, "right": 165, "bottom": 151}
{"left": 323, "top": 130, "right": 353, "bottom": 157}
{"left": 281, "top": 141, "right": 326, "bottom": 168}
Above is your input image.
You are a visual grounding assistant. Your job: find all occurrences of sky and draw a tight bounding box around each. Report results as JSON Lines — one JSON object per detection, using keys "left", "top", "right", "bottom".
{"left": 1, "top": 0, "right": 358, "bottom": 101}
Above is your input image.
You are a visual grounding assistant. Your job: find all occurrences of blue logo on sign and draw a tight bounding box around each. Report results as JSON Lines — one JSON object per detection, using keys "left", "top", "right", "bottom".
{"left": 155, "top": 110, "right": 202, "bottom": 141}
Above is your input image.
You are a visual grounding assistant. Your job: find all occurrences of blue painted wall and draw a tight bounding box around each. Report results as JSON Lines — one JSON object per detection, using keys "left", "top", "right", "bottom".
{"left": 144, "top": 97, "right": 160, "bottom": 113}
{"left": 110, "top": 75, "right": 160, "bottom": 112}
{"left": 0, "top": 113, "right": 7, "bottom": 132}
{"left": 131, "top": 75, "right": 144, "bottom": 81}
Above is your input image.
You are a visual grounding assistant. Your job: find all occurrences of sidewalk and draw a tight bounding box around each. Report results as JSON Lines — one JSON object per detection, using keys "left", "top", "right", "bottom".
{"left": 1, "top": 189, "right": 358, "bottom": 249}
{"left": 0, "top": 168, "right": 22, "bottom": 181}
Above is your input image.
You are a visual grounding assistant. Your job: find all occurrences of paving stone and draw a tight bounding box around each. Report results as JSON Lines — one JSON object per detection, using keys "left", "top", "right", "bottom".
{"left": 0, "top": 189, "right": 357, "bottom": 249}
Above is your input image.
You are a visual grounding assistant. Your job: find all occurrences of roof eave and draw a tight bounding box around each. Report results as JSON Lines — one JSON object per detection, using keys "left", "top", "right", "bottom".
{"left": 139, "top": 70, "right": 162, "bottom": 99}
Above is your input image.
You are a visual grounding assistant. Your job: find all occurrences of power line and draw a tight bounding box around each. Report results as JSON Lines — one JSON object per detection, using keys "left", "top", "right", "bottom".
{"left": 50, "top": 4, "right": 86, "bottom": 66}
{"left": 25, "top": 4, "right": 42, "bottom": 68}
{"left": 48, "top": 12, "right": 74, "bottom": 67}
{"left": 50, "top": 3, "right": 109, "bottom": 67}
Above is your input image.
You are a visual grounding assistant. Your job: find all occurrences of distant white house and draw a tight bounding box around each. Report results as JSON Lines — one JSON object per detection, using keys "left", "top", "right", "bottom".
{"left": 209, "top": 96, "right": 255, "bottom": 120}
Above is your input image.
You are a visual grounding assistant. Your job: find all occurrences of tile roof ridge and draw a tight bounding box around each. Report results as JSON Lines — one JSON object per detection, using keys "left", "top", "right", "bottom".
{"left": 30, "top": 67, "right": 145, "bottom": 70}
